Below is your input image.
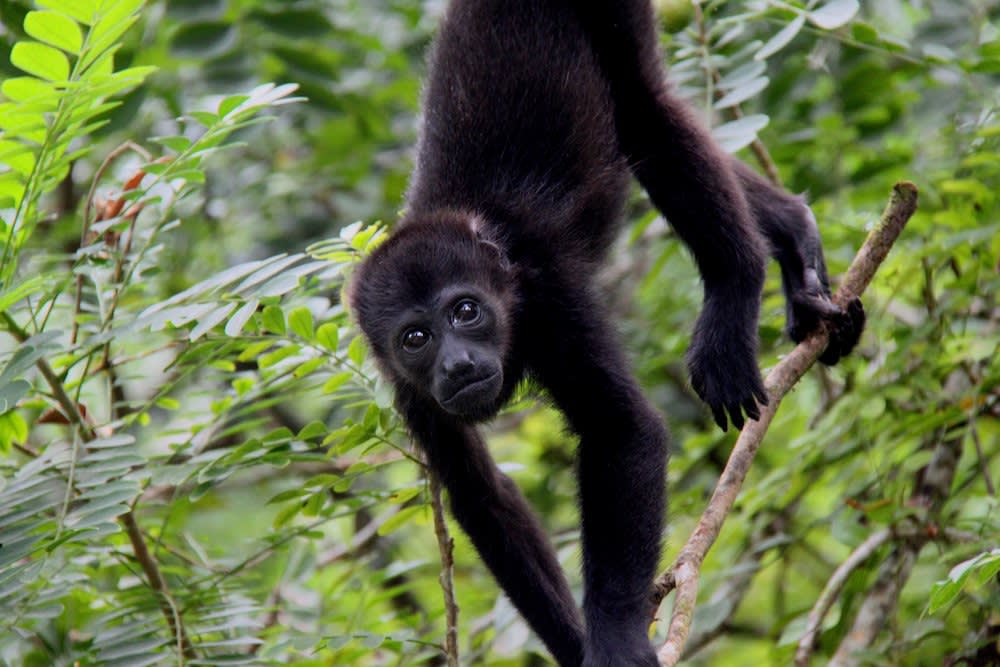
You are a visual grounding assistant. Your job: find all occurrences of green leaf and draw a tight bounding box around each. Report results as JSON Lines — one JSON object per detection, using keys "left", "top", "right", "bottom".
{"left": 850, "top": 21, "right": 880, "bottom": 44}
{"left": 714, "top": 76, "right": 769, "bottom": 109}
{"left": 347, "top": 336, "right": 367, "bottom": 366}
{"left": 1, "top": 77, "right": 56, "bottom": 103}
{"left": 225, "top": 298, "right": 259, "bottom": 337}
{"left": 297, "top": 421, "right": 327, "bottom": 441}
{"left": 929, "top": 549, "right": 1000, "bottom": 613}
{"left": 187, "top": 110, "right": 218, "bottom": 126}
{"left": 190, "top": 302, "right": 237, "bottom": 340}
{"left": 261, "top": 305, "right": 285, "bottom": 334}
{"left": 267, "top": 488, "right": 308, "bottom": 505}
{"left": 302, "top": 491, "right": 325, "bottom": 516}
{"left": 0, "top": 410, "right": 28, "bottom": 452}
{"left": 259, "top": 345, "right": 300, "bottom": 368}
{"left": 219, "top": 94, "right": 249, "bottom": 117}
{"left": 376, "top": 506, "right": 424, "bottom": 536}
{"left": 809, "top": 0, "right": 860, "bottom": 30}
{"left": 293, "top": 357, "right": 324, "bottom": 378}
{"left": 88, "top": 0, "right": 142, "bottom": 49}
{"left": 288, "top": 307, "right": 315, "bottom": 340}
{"left": 388, "top": 487, "right": 421, "bottom": 504}
{"left": 152, "top": 135, "right": 193, "bottom": 153}
{"left": 24, "top": 11, "right": 83, "bottom": 54}
{"left": 238, "top": 340, "right": 272, "bottom": 361}
{"left": 928, "top": 579, "right": 962, "bottom": 614}
{"left": 0, "top": 379, "right": 31, "bottom": 413}
{"left": 0, "top": 142, "right": 37, "bottom": 176}
{"left": 0, "top": 274, "right": 49, "bottom": 312}
{"left": 713, "top": 114, "right": 769, "bottom": 153}
{"left": 11, "top": 41, "right": 70, "bottom": 81}
{"left": 36, "top": 0, "right": 97, "bottom": 25}
{"left": 755, "top": 14, "right": 805, "bottom": 61}
{"left": 322, "top": 371, "right": 352, "bottom": 394}
{"left": 315, "top": 323, "right": 339, "bottom": 351}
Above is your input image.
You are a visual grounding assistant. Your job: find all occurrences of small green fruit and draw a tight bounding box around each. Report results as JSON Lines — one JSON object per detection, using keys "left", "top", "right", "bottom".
{"left": 653, "top": 0, "right": 695, "bottom": 33}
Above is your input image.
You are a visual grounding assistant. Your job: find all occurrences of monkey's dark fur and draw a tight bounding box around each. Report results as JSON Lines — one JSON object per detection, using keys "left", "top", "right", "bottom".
{"left": 350, "top": 1, "right": 864, "bottom": 664}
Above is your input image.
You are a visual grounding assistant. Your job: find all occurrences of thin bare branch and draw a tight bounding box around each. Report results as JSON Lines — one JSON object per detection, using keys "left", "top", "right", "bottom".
{"left": 968, "top": 419, "right": 996, "bottom": 496}
{"left": 654, "top": 182, "right": 918, "bottom": 666}
{"left": 829, "top": 428, "right": 963, "bottom": 667}
{"left": 794, "top": 528, "right": 893, "bottom": 666}
{"left": 827, "top": 544, "right": 918, "bottom": 667}
{"left": 429, "top": 472, "right": 460, "bottom": 667}
{"left": 122, "top": 511, "right": 196, "bottom": 661}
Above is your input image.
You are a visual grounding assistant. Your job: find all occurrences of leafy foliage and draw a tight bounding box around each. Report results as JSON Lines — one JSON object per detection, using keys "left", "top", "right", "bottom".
{"left": 0, "top": 0, "right": 997, "bottom": 665}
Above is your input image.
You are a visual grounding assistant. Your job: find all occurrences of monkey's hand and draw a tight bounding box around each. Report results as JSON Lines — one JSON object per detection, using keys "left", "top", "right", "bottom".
{"left": 687, "top": 304, "right": 768, "bottom": 432}
{"left": 786, "top": 268, "right": 866, "bottom": 365}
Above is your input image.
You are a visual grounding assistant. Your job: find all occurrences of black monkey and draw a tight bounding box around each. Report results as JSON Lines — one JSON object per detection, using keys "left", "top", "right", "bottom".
{"left": 349, "top": 1, "right": 863, "bottom": 665}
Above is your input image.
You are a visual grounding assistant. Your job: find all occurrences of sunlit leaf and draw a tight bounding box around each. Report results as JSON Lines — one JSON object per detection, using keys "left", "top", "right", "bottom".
{"left": 36, "top": 0, "right": 97, "bottom": 25}
{"left": 11, "top": 42, "right": 70, "bottom": 81}
{"left": 24, "top": 11, "right": 83, "bottom": 54}
{"left": 288, "top": 307, "right": 315, "bottom": 340}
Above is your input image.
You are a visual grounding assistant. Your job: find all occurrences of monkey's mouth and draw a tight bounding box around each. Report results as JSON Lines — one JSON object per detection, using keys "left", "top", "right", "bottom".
{"left": 438, "top": 371, "right": 502, "bottom": 415}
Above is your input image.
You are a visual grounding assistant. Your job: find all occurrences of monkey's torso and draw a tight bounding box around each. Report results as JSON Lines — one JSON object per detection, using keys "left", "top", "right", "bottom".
{"left": 406, "top": 0, "right": 630, "bottom": 266}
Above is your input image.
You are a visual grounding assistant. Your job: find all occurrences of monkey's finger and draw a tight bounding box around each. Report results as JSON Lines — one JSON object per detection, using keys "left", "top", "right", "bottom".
{"left": 753, "top": 384, "right": 769, "bottom": 407}
{"left": 711, "top": 404, "right": 729, "bottom": 432}
{"left": 727, "top": 403, "right": 745, "bottom": 430}
{"left": 799, "top": 293, "right": 843, "bottom": 318}
{"left": 743, "top": 398, "right": 761, "bottom": 422}
{"left": 842, "top": 298, "right": 866, "bottom": 349}
{"left": 819, "top": 345, "right": 842, "bottom": 365}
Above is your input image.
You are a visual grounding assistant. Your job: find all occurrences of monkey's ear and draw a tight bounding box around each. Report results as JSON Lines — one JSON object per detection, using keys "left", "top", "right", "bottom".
{"left": 467, "top": 214, "right": 489, "bottom": 238}
{"left": 469, "top": 216, "right": 511, "bottom": 273}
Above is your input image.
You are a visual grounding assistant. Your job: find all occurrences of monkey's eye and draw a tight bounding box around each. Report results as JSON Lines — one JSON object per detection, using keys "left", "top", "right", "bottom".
{"left": 451, "top": 300, "right": 482, "bottom": 326}
{"left": 401, "top": 328, "right": 431, "bottom": 352}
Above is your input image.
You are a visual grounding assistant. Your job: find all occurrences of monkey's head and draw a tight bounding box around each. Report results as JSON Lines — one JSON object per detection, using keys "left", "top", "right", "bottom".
{"left": 349, "top": 212, "right": 517, "bottom": 421}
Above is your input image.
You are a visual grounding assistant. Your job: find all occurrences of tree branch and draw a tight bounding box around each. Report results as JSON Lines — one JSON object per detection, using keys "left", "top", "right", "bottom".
{"left": 654, "top": 182, "right": 919, "bottom": 666}
{"left": 429, "top": 472, "right": 460, "bottom": 667}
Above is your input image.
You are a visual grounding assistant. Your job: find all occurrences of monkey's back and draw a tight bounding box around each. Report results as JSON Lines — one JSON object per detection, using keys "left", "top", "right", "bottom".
{"left": 406, "top": 0, "right": 629, "bottom": 262}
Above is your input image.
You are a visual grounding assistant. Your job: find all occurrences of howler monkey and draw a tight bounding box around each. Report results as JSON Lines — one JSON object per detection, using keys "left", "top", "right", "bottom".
{"left": 349, "top": 1, "right": 864, "bottom": 665}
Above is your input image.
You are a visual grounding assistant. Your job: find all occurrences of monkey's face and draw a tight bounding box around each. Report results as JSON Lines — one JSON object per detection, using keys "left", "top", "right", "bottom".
{"left": 350, "top": 214, "right": 517, "bottom": 421}
{"left": 390, "top": 285, "right": 507, "bottom": 419}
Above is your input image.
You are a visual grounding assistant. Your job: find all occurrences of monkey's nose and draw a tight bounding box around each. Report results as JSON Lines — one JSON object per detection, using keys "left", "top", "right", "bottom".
{"left": 443, "top": 355, "right": 475, "bottom": 379}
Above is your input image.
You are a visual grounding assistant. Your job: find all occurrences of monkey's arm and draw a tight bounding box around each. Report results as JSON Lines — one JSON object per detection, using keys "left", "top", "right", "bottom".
{"left": 526, "top": 282, "right": 667, "bottom": 667}
{"left": 396, "top": 390, "right": 585, "bottom": 667}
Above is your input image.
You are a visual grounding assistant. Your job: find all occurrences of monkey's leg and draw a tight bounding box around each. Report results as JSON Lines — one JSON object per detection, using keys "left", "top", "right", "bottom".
{"left": 396, "top": 390, "right": 585, "bottom": 667}
{"left": 732, "top": 161, "right": 865, "bottom": 364}
{"left": 527, "top": 284, "right": 667, "bottom": 667}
